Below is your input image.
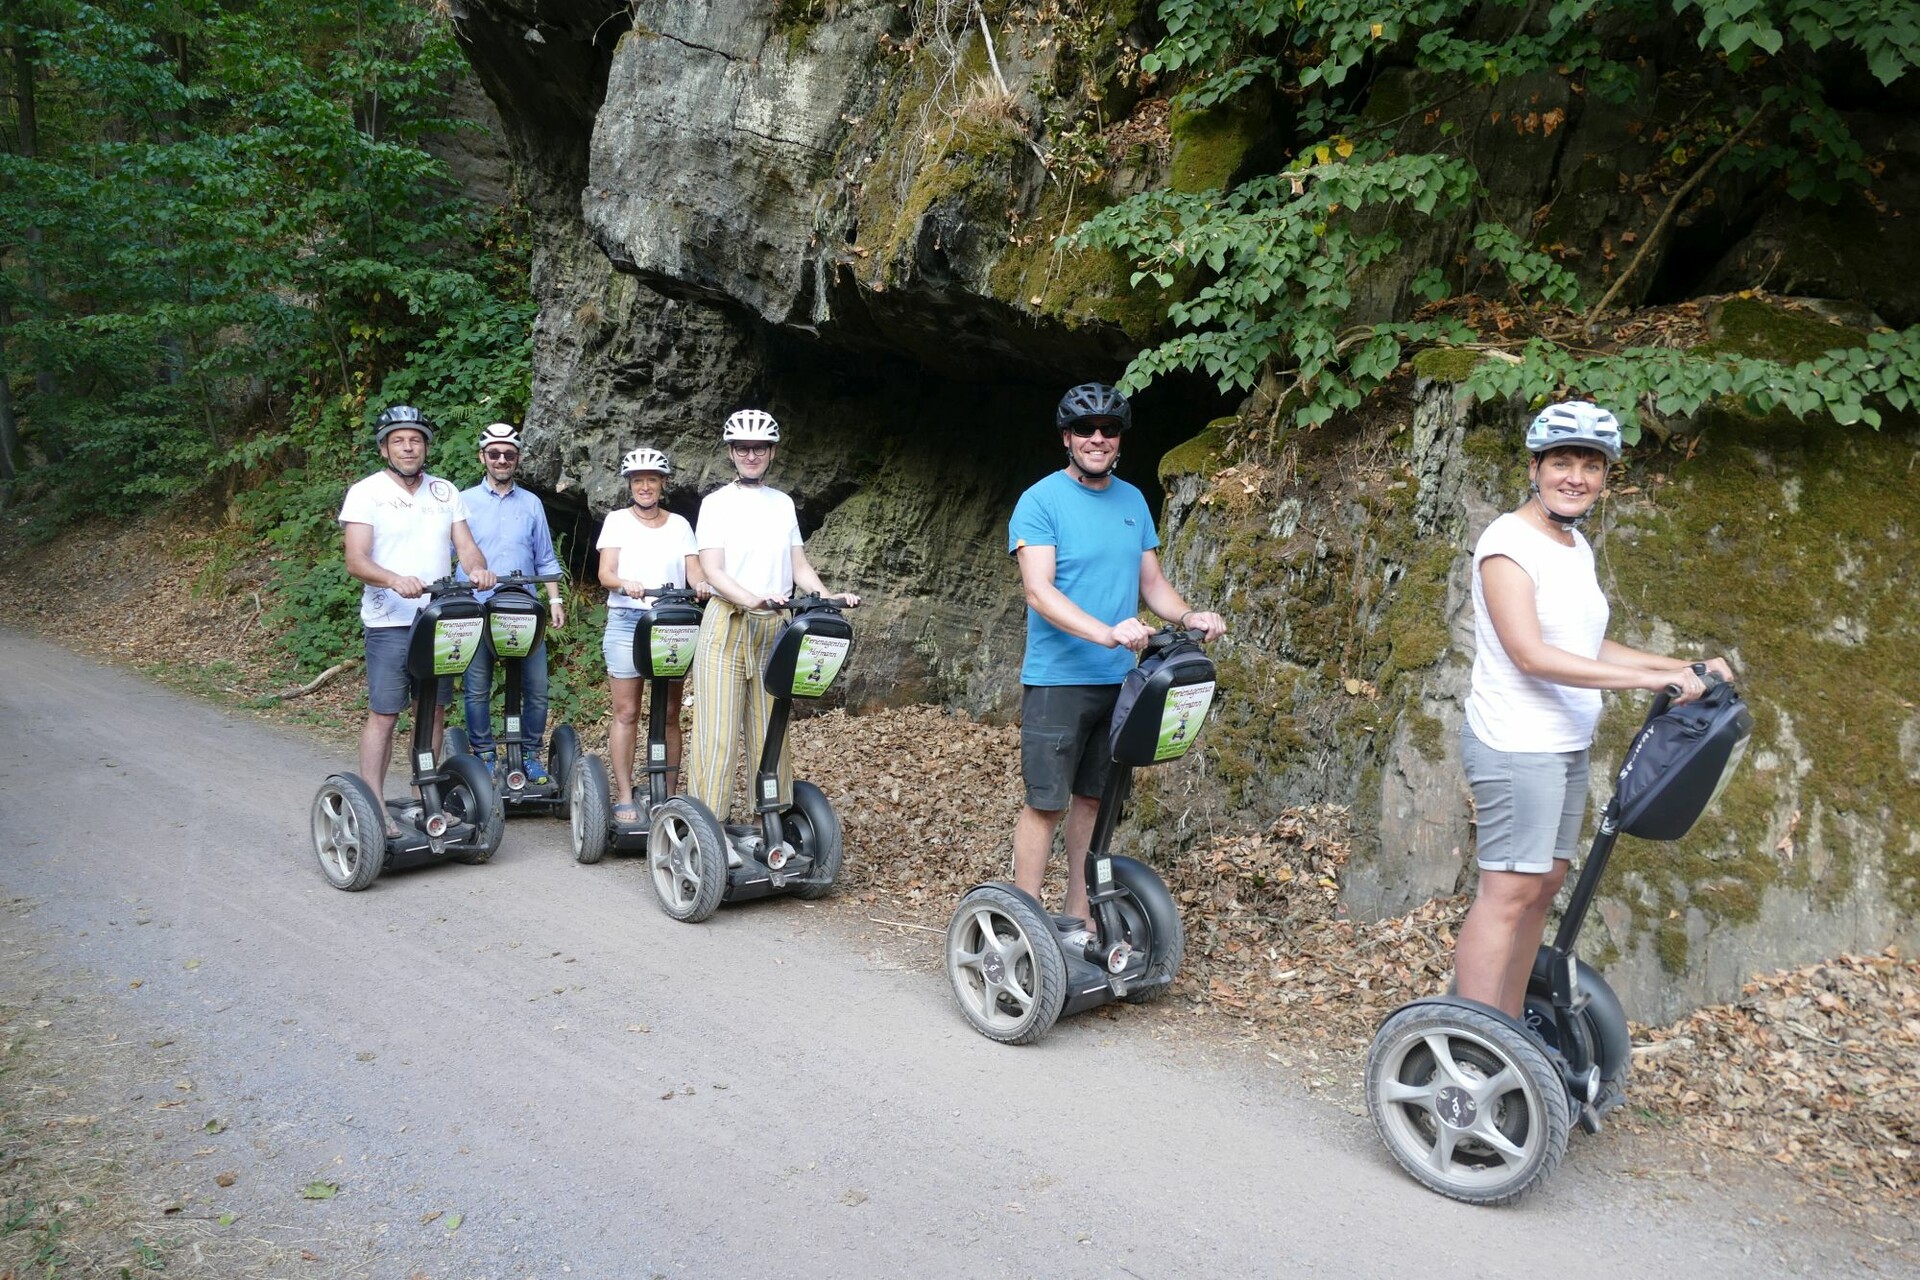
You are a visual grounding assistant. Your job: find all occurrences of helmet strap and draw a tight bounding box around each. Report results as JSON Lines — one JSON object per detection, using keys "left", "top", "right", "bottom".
{"left": 1065, "top": 444, "right": 1117, "bottom": 485}
{"left": 385, "top": 461, "right": 424, "bottom": 485}
{"left": 1530, "top": 484, "right": 1586, "bottom": 527}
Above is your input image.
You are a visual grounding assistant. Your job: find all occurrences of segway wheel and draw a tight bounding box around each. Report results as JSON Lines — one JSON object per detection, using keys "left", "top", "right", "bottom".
{"left": 648, "top": 796, "right": 728, "bottom": 922}
{"left": 311, "top": 774, "right": 388, "bottom": 891}
{"left": 443, "top": 752, "right": 505, "bottom": 865}
{"left": 785, "top": 780, "right": 843, "bottom": 900}
{"left": 549, "top": 725, "right": 581, "bottom": 810}
{"left": 570, "top": 753, "right": 610, "bottom": 865}
{"left": 945, "top": 885, "right": 1067, "bottom": 1044}
{"left": 1366, "top": 1002, "right": 1570, "bottom": 1205}
{"left": 443, "top": 725, "right": 471, "bottom": 758}
{"left": 1109, "top": 855, "right": 1185, "bottom": 1004}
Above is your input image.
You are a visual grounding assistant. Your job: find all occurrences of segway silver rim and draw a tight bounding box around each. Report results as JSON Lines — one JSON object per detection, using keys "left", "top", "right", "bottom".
{"left": 945, "top": 889, "right": 1064, "bottom": 1043}
{"left": 651, "top": 807, "right": 709, "bottom": 915}
{"left": 1367, "top": 1005, "right": 1569, "bottom": 1205}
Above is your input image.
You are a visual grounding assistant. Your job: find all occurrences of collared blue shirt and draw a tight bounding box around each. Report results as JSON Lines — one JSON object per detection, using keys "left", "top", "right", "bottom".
{"left": 459, "top": 480, "right": 562, "bottom": 601}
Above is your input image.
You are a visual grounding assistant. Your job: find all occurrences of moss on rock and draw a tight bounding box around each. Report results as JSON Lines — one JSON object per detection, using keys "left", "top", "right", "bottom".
{"left": 1412, "top": 346, "right": 1485, "bottom": 383}
{"left": 1700, "top": 296, "right": 1869, "bottom": 365}
{"left": 1158, "top": 423, "right": 1229, "bottom": 482}
{"left": 1169, "top": 94, "right": 1269, "bottom": 195}
{"left": 1597, "top": 409, "right": 1920, "bottom": 968}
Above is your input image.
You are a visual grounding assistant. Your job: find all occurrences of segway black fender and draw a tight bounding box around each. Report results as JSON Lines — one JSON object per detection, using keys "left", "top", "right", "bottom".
{"left": 1108, "top": 856, "right": 1178, "bottom": 957}
{"left": 1528, "top": 951, "right": 1631, "bottom": 1082}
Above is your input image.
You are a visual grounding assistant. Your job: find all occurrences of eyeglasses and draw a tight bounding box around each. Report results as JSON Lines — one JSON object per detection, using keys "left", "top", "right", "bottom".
{"left": 730, "top": 443, "right": 772, "bottom": 457}
{"left": 1068, "top": 421, "right": 1124, "bottom": 439}
{"left": 483, "top": 450, "right": 519, "bottom": 462}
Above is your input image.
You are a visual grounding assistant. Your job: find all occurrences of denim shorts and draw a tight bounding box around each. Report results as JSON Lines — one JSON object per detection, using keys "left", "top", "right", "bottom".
{"left": 603, "top": 607, "right": 642, "bottom": 681}
{"left": 364, "top": 625, "right": 453, "bottom": 717}
{"left": 1019, "top": 684, "right": 1120, "bottom": 811}
{"left": 1460, "top": 723, "right": 1590, "bottom": 873}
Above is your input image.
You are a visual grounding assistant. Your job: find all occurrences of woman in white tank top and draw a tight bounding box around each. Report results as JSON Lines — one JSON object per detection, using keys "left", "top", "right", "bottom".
{"left": 1453, "top": 403, "right": 1732, "bottom": 1018}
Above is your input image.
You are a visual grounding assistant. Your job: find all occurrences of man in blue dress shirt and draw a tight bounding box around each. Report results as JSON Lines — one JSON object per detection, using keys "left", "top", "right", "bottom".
{"left": 461, "top": 423, "right": 566, "bottom": 783}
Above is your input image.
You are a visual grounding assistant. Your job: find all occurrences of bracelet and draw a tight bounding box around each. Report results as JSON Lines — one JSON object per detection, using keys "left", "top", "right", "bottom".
{"left": 1178, "top": 609, "right": 1196, "bottom": 628}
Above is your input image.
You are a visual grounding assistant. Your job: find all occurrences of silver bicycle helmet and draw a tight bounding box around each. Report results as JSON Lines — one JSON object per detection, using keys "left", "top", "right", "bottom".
{"left": 1526, "top": 401, "right": 1623, "bottom": 462}
{"left": 374, "top": 404, "right": 434, "bottom": 446}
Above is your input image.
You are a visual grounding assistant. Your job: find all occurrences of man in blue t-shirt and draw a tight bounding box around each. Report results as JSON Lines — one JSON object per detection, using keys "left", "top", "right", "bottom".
{"left": 1007, "top": 384, "right": 1226, "bottom": 945}
{"left": 460, "top": 422, "right": 565, "bottom": 784}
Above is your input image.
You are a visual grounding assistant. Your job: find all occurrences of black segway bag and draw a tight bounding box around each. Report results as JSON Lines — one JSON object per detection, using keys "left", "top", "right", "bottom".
{"left": 1614, "top": 679, "right": 1752, "bottom": 840}
{"left": 763, "top": 606, "right": 854, "bottom": 699}
{"left": 1109, "top": 636, "right": 1217, "bottom": 767}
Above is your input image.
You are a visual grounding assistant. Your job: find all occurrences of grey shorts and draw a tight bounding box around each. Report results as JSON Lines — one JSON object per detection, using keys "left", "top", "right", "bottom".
{"left": 1020, "top": 684, "right": 1119, "bottom": 811}
{"left": 364, "top": 626, "right": 454, "bottom": 717}
{"left": 1460, "top": 723, "right": 1590, "bottom": 874}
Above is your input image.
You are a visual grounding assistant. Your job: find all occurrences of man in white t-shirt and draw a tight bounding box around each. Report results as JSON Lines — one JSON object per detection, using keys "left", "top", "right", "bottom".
{"left": 686, "top": 409, "right": 859, "bottom": 820}
{"left": 339, "top": 405, "right": 495, "bottom": 818}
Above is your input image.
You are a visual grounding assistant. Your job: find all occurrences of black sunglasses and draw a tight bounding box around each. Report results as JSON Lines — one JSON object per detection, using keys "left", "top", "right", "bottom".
{"left": 483, "top": 449, "right": 519, "bottom": 461}
{"left": 1068, "top": 420, "right": 1124, "bottom": 439}
{"left": 730, "top": 443, "right": 773, "bottom": 456}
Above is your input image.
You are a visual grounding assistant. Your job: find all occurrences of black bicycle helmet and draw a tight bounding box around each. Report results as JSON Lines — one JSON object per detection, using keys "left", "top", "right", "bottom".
{"left": 374, "top": 404, "right": 434, "bottom": 446}
{"left": 1056, "top": 383, "right": 1131, "bottom": 433}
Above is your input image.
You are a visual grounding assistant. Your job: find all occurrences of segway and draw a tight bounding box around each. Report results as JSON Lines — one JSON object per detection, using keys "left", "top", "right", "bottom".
{"left": 567, "top": 584, "right": 705, "bottom": 864}
{"left": 442, "top": 571, "right": 583, "bottom": 820}
{"left": 310, "top": 578, "right": 506, "bottom": 891}
{"left": 1366, "top": 670, "right": 1751, "bottom": 1204}
{"left": 645, "top": 595, "right": 854, "bottom": 922}
{"left": 945, "top": 627, "right": 1216, "bottom": 1044}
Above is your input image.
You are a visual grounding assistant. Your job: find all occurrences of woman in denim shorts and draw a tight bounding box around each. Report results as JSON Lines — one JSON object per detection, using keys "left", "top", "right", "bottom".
{"left": 595, "top": 447, "right": 702, "bottom": 823}
{"left": 1454, "top": 403, "right": 1731, "bottom": 1018}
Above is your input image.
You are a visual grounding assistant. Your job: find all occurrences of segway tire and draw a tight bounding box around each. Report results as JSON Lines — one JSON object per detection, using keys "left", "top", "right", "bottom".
{"left": 648, "top": 796, "right": 728, "bottom": 922}
{"left": 1109, "top": 856, "right": 1185, "bottom": 1004}
{"left": 443, "top": 725, "right": 471, "bottom": 758}
{"left": 1366, "top": 1001, "right": 1570, "bottom": 1205}
{"left": 945, "top": 885, "right": 1067, "bottom": 1044}
{"left": 570, "top": 754, "right": 611, "bottom": 865}
{"left": 444, "top": 752, "right": 505, "bottom": 864}
{"left": 785, "top": 780, "right": 843, "bottom": 900}
{"left": 311, "top": 774, "right": 389, "bottom": 891}
{"left": 549, "top": 724, "right": 581, "bottom": 809}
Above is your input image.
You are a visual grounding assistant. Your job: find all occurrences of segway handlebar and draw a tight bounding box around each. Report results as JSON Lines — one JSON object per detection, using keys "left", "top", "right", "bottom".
{"left": 1652, "top": 662, "right": 1727, "bottom": 717}
{"left": 491, "top": 571, "right": 564, "bottom": 589}
{"left": 422, "top": 575, "right": 480, "bottom": 598}
{"left": 1142, "top": 624, "right": 1210, "bottom": 659}
{"left": 782, "top": 593, "right": 859, "bottom": 612}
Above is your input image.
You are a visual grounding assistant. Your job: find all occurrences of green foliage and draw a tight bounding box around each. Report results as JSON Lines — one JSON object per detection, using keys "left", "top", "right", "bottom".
{"left": 1, "top": 0, "right": 535, "bottom": 672}
{"left": 1067, "top": 0, "right": 1920, "bottom": 433}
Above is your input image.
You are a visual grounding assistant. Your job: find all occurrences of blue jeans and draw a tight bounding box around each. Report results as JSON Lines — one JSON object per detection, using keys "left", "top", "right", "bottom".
{"left": 462, "top": 637, "right": 549, "bottom": 757}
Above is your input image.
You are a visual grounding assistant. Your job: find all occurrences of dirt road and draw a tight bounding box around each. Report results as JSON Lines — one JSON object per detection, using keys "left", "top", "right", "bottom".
{"left": 0, "top": 629, "right": 1904, "bottom": 1278}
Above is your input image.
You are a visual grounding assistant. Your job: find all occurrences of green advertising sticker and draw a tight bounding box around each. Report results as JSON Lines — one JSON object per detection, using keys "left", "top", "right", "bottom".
{"left": 489, "top": 611, "right": 539, "bottom": 659}
{"left": 1155, "top": 680, "right": 1215, "bottom": 761}
{"left": 649, "top": 625, "right": 699, "bottom": 678}
{"left": 791, "top": 634, "right": 850, "bottom": 697}
{"left": 434, "top": 616, "right": 486, "bottom": 675}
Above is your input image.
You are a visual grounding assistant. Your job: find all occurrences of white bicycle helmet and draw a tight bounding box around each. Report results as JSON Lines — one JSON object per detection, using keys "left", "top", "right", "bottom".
{"left": 621, "top": 446, "right": 672, "bottom": 476}
{"left": 1526, "top": 401, "right": 1623, "bottom": 462}
{"left": 722, "top": 409, "right": 780, "bottom": 443}
{"left": 478, "top": 422, "right": 523, "bottom": 452}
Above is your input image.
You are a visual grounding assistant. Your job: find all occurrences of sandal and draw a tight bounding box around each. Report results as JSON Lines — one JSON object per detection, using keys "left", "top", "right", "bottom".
{"left": 612, "top": 800, "right": 640, "bottom": 825}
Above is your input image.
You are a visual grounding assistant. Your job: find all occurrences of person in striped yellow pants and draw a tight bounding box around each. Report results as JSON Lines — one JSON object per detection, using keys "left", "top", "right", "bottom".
{"left": 687, "top": 409, "right": 860, "bottom": 821}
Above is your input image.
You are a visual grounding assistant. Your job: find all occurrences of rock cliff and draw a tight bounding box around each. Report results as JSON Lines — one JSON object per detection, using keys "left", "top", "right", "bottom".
{"left": 446, "top": 0, "right": 1918, "bottom": 1015}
